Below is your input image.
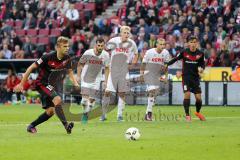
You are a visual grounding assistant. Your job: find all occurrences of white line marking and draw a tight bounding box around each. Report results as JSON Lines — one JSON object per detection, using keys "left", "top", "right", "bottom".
{"left": 0, "top": 116, "right": 240, "bottom": 126}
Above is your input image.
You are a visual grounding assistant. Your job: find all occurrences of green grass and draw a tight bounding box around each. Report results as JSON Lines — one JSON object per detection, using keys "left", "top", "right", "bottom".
{"left": 0, "top": 104, "right": 240, "bottom": 160}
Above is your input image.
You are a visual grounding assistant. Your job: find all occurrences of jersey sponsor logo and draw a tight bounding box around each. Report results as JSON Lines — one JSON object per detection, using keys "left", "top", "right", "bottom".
{"left": 184, "top": 52, "right": 202, "bottom": 61}
{"left": 89, "top": 59, "right": 103, "bottom": 65}
{"left": 37, "top": 58, "right": 43, "bottom": 65}
{"left": 151, "top": 57, "right": 164, "bottom": 62}
{"left": 115, "top": 48, "right": 129, "bottom": 53}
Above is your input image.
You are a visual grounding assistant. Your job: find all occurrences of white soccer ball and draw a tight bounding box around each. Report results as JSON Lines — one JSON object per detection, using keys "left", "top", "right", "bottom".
{"left": 125, "top": 127, "right": 141, "bottom": 140}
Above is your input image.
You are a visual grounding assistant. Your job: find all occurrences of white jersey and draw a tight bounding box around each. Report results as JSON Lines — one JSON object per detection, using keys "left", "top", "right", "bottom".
{"left": 143, "top": 48, "right": 170, "bottom": 80}
{"left": 106, "top": 37, "right": 138, "bottom": 65}
{"left": 142, "top": 48, "right": 170, "bottom": 65}
{"left": 81, "top": 49, "right": 110, "bottom": 83}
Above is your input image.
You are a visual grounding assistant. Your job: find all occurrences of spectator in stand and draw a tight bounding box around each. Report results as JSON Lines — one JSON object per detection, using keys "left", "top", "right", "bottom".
{"left": 219, "top": 43, "right": 232, "bottom": 67}
{"left": 84, "top": 20, "right": 99, "bottom": 36}
{"left": 9, "top": 30, "right": 23, "bottom": 49}
{"left": 148, "top": 33, "right": 157, "bottom": 48}
{"left": 172, "top": 70, "right": 182, "bottom": 81}
{"left": 22, "top": 36, "right": 36, "bottom": 58}
{"left": 206, "top": 48, "right": 221, "bottom": 67}
{"left": 126, "top": 10, "right": 138, "bottom": 27}
{"left": 0, "top": 2, "right": 6, "bottom": 21}
{"left": 117, "top": 3, "right": 127, "bottom": 20}
{"left": 0, "top": 43, "right": 12, "bottom": 59}
{"left": 5, "top": 70, "right": 21, "bottom": 104}
{"left": 22, "top": 12, "right": 37, "bottom": 30}
{"left": 99, "top": 19, "right": 111, "bottom": 36}
{"left": 0, "top": 21, "right": 12, "bottom": 35}
{"left": 36, "top": 12, "right": 46, "bottom": 29}
{"left": 158, "top": 1, "right": 171, "bottom": 17}
{"left": 13, "top": 45, "right": 24, "bottom": 59}
{"left": 65, "top": 3, "right": 79, "bottom": 22}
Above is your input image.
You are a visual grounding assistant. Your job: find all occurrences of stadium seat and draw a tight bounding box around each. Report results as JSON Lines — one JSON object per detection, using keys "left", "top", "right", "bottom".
{"left": 6, "top": 20, "right": 14, "bottom": 27}
{"left": 15, "top": 29, "right": 26, "bottom": 37}
{"left": 30, "top": 37, "right": 38, "bottom": 44}
{"left": 27, "top": 29, "right": 38, "bottom": 37}
{"left": 38, "top": 37, "right": 49, "bottom": 45}
{"left": 38, "top": 29, "right": 49, "bottom": 37}
{"left": 84, "top": 3, "right": 96, "bottom": 10}
{"left": 50, "top": 29, "right": 61, "bottom": 37}
{"left": 15, "top": 20, "right": 23, "bottom": 29}
{"left": 75, "top": 2, "right": 84, "bottom": 10}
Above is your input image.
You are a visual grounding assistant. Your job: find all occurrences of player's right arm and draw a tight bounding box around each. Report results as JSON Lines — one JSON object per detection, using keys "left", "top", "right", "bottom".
{"left": 77, "top": 51, "right": 88, "bottom": 83}
{"left": 166, "top": 51, "right": 183, "bottom": 66}
{"left": 140, "top": 50, "right": 149, "bottom": 82}
{"left": 14, "top": 63, "right": 38, "bottom": 92}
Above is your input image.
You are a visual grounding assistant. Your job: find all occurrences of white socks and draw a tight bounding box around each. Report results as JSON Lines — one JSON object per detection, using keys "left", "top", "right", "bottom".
{"left": 146, "top": 97, "right": 155, "bottom": 113}
{"left": 117, "top": 97, "right": 125, "bottom": 117}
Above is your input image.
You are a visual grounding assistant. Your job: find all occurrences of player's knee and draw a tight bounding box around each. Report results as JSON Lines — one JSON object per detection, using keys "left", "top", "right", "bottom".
{"left": 148, "top": 90, "right": 156, "bottom": 97}
{"left": 104, "top": 91, "right": 111, "bottom": 97}
{"left": 184, "top": 92, "right": 191, "bottom": 99}
{"left": 196, "top": 98, "right": 202, "bottom": 104}
{"left": 81, "top": 97, "right": 88, "bottom": 106}
{"left": 89, "top": 98, "right": 95, "bottom": 103}
{"left": 53, "top": 96, "right": 62, "bottom": 106}
{"left": 118, "top": 92, "right": 125, "bottom": 98}
{"left": 46, "top": 107, "right": 55, "bottom": 116}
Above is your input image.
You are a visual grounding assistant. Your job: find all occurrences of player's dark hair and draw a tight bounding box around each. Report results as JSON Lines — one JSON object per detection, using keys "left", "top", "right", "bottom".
{"left": 96, "top": 37, "right": 105, "bottom": 44}
{"left": 187, "top": 35, "right": 198, "bottom": 42}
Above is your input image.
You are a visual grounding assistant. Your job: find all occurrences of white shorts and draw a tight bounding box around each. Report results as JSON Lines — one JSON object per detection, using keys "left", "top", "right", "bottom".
{"left": 81, "top": 79, "right": 102, "bottom": 98}
{"left": 105, "top": 74, "right": 130, "bottom": 93}
{"left": 146, "top": 85, "right": 159, "bottom": 92}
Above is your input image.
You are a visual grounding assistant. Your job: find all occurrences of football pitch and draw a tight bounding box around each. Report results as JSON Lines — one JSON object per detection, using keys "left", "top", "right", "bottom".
{"left": 0, "top": 104, "right": 240, "bottom": 160}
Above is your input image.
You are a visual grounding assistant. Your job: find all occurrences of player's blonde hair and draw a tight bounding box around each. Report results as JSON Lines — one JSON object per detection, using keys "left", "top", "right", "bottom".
{"left": 157, "top": 38, "right": 166, "bottom": 44}
{"left": 120, "top": 26, "right": 131, "bottom": 33}
{"left": 57, "top": 36, "right": 69, "bottom": 46}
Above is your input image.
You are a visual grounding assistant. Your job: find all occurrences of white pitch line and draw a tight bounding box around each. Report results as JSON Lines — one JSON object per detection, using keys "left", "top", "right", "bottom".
{"left": 0, "top": 116, "right": 240, "bottom": 126}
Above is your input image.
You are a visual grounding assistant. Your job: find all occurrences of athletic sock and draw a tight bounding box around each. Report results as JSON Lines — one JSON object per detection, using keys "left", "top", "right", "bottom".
{"left": 31, "top": 112, "right": 52, "bottom": 127}
{"left": 117, "top": 97, "right": 125, "bottom": 117}
{"left": 102, "top": 96, "right": 110, "bottom": 116}
{"left": 146, "top": 97, "right": 154, "bottom": 114}
{"left": 55, "top": 105, "right": 68, "bottom": 126}
{"left": 196, "top": 100, "right": 202, "bottom": 113}
{"left": 183, "top": 99, "right": 190, "bottom": 116}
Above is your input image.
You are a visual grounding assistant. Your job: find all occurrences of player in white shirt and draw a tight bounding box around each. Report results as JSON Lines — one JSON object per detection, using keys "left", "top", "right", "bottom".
{"left": 77, "top": 37, "right": 110, "bottom": 116}
{"left": 140, "top": 38, "right": 170, "bottom": 121}
{"left": 102, "top": 26, "right": 138, "bottom": 121}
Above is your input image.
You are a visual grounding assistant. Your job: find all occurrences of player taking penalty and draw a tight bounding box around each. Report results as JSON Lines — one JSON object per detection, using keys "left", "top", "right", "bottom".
{"left": 14, "top": 36, "right": 79, "bottom": 134}
{"left": 166, "top": 36, "right": 206, "bottom": 122}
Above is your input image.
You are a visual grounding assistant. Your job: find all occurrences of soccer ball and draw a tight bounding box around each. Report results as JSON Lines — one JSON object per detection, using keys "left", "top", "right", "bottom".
{"left": 125, "top": 127, "right": 141, "bottom": 140}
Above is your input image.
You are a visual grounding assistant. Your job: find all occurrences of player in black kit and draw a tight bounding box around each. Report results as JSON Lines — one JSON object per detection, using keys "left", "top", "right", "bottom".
{"left": 166, "top": 36, "right": 206, "bottom": 122}
{"left": 14, "top": 36, "right": 79, "bottom": 133}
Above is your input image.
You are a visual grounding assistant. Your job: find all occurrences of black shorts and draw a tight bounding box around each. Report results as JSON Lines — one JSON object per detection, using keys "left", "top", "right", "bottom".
{"left": 36, "top": 84, "right": 59, "bottom": 109}
{"left": 182, "top": 77, "right": 201, "bottom": 94}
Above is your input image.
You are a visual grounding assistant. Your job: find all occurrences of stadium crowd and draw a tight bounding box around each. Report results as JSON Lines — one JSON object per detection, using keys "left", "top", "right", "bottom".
{"left": 1, "top": 0, "right": 240, "bottom": 104}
